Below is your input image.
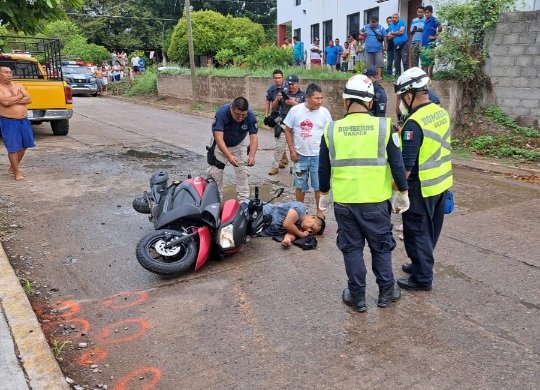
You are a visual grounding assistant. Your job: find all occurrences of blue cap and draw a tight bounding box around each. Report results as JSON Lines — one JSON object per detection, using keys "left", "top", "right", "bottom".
{"left": 287, "top": 74, "right": 299, "bottom": 83}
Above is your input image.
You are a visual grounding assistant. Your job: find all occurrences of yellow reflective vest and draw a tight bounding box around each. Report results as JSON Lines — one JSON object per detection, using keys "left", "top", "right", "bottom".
{"left": 323, "top": 113, "right": 392, "bottom": 203}
{"left": 405, "top": 103, "right": 453, "bottom": 197}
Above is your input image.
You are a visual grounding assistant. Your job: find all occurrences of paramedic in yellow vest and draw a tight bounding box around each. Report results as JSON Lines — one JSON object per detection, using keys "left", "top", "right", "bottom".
{"left": 394, "top": 67, "right": 453, "bottom": 292}
{"left": 318, "top": 74, "right": 410, "bottom": 313}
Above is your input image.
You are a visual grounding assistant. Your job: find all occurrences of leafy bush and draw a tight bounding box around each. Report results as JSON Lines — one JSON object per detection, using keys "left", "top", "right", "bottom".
{"left": 126, "top": 69, "right": 157, "bottom": 96}
{"left": 245, "top": 45, "right": 293, "bottom": 69}
{"left": 168, "top": 10, "right": 264, "bottom": 65}
{"left": 484, "top": 105, "right": 539, "bottom": 138}
{"left": 215, "top": 49, "right": 235, "bottom": 67}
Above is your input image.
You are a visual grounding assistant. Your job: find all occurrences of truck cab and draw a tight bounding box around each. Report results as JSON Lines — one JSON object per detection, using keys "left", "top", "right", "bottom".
{"left": 0, "top": 36, "right": 73, "bottom": 135}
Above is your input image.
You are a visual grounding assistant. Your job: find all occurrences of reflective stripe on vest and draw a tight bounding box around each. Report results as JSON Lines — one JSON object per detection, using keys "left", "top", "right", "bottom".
{"left": 325, "top": 115, "right": 392, "bottom": 203}
{"left": 406, "top": 103, "right": 453, "bottom": 197}
{"left": 327, "top": 117, "right": 388, "bottom": 166}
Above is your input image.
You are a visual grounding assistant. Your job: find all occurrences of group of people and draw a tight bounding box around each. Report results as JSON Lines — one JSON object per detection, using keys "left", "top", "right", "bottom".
{"left": 205, "top": 65, "right": 452, "bottom": 313}
{"left": 288, "top": 4, "right": 441, "bottom": 78}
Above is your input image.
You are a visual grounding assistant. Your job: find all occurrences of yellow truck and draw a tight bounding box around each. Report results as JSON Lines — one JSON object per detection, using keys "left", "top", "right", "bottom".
{"left": 0, "top": 36, "right": 73, "bottom": 135}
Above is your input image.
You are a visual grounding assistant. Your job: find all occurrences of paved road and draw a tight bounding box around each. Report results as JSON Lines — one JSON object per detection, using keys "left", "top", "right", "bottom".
{"left": 0, "top": 96, "right": 539, "bottom": 389}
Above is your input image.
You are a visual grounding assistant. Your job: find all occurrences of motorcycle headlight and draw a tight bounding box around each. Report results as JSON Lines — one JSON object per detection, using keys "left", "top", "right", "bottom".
{"left": 218, "top": 224, "right": 235, "bottom": 249}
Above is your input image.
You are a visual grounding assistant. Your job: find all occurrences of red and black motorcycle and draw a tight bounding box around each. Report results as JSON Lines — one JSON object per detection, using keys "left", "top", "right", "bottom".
{"left": 132, "top": 171, "right": 282, "bottom": 275}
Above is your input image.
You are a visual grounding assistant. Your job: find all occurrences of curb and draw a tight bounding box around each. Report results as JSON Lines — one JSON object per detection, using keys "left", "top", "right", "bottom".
{"left": 453, "top": 157, "right": 540, "bottom": 177}
{"left": 0, "top": 244, "right": 69, "bottom": 390}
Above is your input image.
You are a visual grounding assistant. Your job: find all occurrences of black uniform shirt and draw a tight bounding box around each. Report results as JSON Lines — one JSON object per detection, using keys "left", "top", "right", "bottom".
{"left": 371, "top": 81, "right": 387, "bottom": 117}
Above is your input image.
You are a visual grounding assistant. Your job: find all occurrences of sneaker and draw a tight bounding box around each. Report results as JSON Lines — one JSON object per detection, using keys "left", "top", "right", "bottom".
{"left": 268, "top": 167, "right": 279, "bottom": 175}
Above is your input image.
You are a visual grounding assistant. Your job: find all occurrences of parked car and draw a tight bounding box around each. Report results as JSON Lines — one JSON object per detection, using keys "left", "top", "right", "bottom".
{"left": 62, "top": 63, "right": 99, "bottom": 96}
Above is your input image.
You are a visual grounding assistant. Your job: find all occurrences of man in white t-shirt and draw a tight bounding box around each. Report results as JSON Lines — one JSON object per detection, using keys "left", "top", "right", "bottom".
{"left": 310, "top": 38, "right": 322, "bottom": 69}
{"left": 131, "top": 54, "right": 141, "bottom": 74}
{"left": 284, "top": 83, "right": 333, "bottom": 216}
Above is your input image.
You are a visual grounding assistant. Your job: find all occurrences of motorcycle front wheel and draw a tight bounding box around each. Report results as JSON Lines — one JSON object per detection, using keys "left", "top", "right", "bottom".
{"left": 136, "top": 229, "right": 197, "bottom": 275}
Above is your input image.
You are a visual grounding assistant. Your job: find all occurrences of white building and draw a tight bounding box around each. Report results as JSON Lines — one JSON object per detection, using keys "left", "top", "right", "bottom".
{"left": 276, "top": 0, "right": 540, "bottom": 47}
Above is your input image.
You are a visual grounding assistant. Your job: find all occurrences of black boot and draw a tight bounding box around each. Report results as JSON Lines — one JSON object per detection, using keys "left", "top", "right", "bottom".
{"left": 377, "top": 282, "right": 401, "bottom": 308}
{"left": 342, "top": 288, "right": 367, "bottom": 312}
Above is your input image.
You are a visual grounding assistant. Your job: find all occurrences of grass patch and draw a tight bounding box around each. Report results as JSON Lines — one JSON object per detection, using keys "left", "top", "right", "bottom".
{"left": 126, "top": 70, "right": 157, "bottom": 96}
{"left": 455, "top": 106, "right": 540, "bottom": 162}
{"left": 51, "top": 339, "right": 70, "bottom": 360}
{"left": 20, "top": 278, "right": 33, "bottom": 296}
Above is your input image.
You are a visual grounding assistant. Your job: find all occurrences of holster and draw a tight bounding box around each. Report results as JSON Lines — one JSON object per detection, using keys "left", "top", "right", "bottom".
{"left": 206, "top": 141, "right": 226, "bottom": 170}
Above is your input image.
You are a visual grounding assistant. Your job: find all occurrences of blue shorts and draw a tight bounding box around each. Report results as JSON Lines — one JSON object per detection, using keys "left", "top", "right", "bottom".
{"left": 0, "top": 117, "right": 36, "bottom": 153}
{"left": 293, "top": 154, "right": 319, "bottom": 192}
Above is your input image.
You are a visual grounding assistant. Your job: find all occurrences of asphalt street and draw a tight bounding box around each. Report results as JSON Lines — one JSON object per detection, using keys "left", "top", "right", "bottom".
{"left": 0, "top": 96, "right": 538, "bottom": 389}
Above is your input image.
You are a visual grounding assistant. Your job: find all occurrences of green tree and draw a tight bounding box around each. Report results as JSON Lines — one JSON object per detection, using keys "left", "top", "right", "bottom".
{"left": 0, "top": 0, "right": 83, "bottom": 34}
{"left": 168, "top": 10, "right": 264, "bottom": 64}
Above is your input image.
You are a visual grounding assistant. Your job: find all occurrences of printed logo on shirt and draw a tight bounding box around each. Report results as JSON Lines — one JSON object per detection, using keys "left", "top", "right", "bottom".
{"left": 299, "top": 119, "right": 314, "bottom": 139}
{"left": 403, "top": 131, "right": 414, "bottom": 141}
{"left": 241, "top": 124, "right": 248, "bottom": 131}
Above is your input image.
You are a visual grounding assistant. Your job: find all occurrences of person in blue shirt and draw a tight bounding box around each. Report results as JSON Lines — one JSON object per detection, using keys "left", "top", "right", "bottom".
{"left": 334, "top": 38, "right": 344, "bottom": 71}
{"left": 360, "top": 16, "right": 387, "bottom": 78}
{"left": 421, "top": 5, "right": 442, "bottom": 77}
{"left": 324, "top": 40, "right": 340, "bottom": 71}
{"left": 206, "top": 97, "right": 258, "bottom": 201}
{"left": 410, "top": 6, "right": 425, "bottom": 68}
{"left": 292, "top": 36, "right": 305, "bottom": 67}
{"left": 387, "top": 13, "right": 408, "bottom": 77}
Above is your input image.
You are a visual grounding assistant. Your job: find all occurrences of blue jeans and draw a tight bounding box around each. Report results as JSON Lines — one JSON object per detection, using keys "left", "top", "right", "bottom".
{"left": 292, "top": 154, "right": 319, "bottom": 192}
{"left": 386, "top": 42, "right": 395, "bottom": 77}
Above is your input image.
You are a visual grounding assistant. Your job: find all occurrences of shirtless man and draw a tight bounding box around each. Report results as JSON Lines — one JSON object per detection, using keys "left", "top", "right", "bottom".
{"left": 0, "top": 66, "right": 35, "bottom": 181}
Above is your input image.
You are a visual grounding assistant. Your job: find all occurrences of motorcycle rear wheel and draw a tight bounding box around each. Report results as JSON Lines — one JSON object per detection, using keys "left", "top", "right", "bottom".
{"left": 136, "top": 229, "right": 197, "bottom": 275}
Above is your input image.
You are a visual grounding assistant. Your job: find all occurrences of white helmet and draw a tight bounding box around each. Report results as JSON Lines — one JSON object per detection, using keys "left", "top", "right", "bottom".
{"left": 394, "top": 67, "right": 430, "bottom": 95}
{"left": 342, "top": 74, "right": 374, "bottom": 102}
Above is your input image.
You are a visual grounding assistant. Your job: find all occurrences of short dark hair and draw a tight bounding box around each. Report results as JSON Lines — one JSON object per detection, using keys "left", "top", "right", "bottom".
{"left": 370, "top": 16, "right": 379, "bottom": 22}
{"left": 231, "top": 96, "right": 249, "bottom": 111}
{"left": 293, "top": 36, "right": 299, "bottom": 41}
{"left": 306, "top": 83, "right": 322, "bottom": 97}
{"left": 272, "top": 69, "right": 283, "bottom": 77}
{"left": 315, "top": 216, "right": 326, "bottom": 235}
{"left": 424, "top": 5, "right": 433, "bottom": 12}
{"left": 418, "top": 6, "right": 425, "bottom": 10}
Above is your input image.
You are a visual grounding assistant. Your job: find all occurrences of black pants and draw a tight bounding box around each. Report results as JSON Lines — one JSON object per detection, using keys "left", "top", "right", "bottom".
{"left": 334, "top": 201, "right": 397, "bottom": 294}
{"left": 402, "top": 180, "right": 446, "bottom": 286}
{"left": 394, "top": 41, "right": 409, "bottom": 77}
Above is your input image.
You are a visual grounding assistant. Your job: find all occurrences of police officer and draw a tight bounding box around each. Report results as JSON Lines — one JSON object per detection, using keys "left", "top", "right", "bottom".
{"left": 318, "top": 75, "right": 409, "bottom": 312}
{"left": 394, "top": 67, "right": 453, "bottom": 291}
{"left": 363, "top": 66, "right": 387, "bottom": 117}
{"left": 206, "top": 96, "right": 258, "bottom": 201}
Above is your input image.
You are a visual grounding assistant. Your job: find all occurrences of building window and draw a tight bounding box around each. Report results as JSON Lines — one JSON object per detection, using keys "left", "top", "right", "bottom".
{"left": 295, "top": 0, "right": 301, "bottom": 6}
{"left": 294, "top": 28, "right": 301, "bottom": 42}
{"left": 323, "top": 20, "right": 332, "bottom": 47}
{"left": 311, "top": 23, "right": 320, "bottom": 43}
{"left": 347, "top": 12, "right": 360, "bottom": 37}
{"left": 364, "top": 7, "right": 379, "bottom": 25}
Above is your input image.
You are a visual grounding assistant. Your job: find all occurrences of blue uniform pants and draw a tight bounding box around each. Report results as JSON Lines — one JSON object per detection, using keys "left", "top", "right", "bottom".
{"left": 334, "top": 202, "right": 397, "bottom": 294}
{"left": 402, "top": 179, "right": 446, "bottom": 286}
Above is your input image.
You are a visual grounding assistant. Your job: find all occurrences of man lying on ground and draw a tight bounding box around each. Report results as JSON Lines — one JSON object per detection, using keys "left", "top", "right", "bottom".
{"left": 258, "top": 201, "right": 325, "bottom": 247}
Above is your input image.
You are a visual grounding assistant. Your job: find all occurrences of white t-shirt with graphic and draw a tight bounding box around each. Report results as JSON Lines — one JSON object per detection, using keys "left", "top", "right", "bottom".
{"left": 283, "top": 103, "right": 332, "bottom": 156}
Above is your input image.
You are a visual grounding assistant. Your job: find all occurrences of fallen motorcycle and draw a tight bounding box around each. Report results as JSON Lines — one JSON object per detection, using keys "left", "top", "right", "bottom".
{"left": 132, "top": 171, "right": 282, "bottom": 275}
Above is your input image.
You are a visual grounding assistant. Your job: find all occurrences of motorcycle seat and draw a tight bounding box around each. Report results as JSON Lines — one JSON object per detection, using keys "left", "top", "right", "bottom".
{"left": 155, "top": 203, "right": 202, "bottom": 229}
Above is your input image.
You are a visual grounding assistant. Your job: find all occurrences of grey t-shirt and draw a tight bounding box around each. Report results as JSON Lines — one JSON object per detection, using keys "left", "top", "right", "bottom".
{"left": 261, "top": 201, "right": 307, "bottom": 236}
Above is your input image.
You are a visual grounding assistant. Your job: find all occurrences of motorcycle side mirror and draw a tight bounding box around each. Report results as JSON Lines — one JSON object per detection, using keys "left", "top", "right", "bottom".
{"left": 255, "top": 186, "right": 259, "bottom": 200}
{"left": 275, "top": 188, "right": 284, "bottom": 198}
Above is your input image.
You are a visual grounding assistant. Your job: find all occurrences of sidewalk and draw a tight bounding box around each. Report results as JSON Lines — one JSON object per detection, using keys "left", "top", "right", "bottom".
{"left": 0, "top": 245, "right": 69, "bottom": 390}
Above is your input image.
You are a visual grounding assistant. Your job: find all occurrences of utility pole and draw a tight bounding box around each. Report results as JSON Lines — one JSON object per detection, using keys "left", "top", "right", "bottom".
{"left": 185, "top": 0, "right": 197, "bottom": 102}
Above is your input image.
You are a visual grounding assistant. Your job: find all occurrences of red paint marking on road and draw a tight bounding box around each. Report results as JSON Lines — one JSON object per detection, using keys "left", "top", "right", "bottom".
{"left": 76, "top": 348, "right": 109, "bottom": 366}
{"left": 42, "top": 318, "right": 90, "bottom": 340}
{"left": 35, "top": 300, "right": 80, "bottom": 320}
{"left": 101, "top": 291, "right": 149, "bottom": 309}
{"left": 97, "top": 318, "right": 149, "bottom": 344}
{"left": 112, "top": 367, "right": 162, "bottom": 390}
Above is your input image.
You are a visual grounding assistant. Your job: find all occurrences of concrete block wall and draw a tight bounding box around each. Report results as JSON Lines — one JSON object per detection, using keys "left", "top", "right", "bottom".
{"left": 157, "top": 74, "right": 456, "bottom": 128}
{"left": 484, "top": 11, "right": 540, "bottom": 128}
